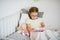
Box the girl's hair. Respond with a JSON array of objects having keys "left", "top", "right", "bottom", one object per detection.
[{"left": 28, "top": 7, "right": 39, "bottom": 19}]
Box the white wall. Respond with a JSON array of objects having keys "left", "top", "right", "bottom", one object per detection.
[{"left": 0, "top": 0, "right": 60, "bottom": 39}]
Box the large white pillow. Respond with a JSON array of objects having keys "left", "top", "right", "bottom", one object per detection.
[{"left": 19, "top": 13, "right": 29, "bottom": 28}]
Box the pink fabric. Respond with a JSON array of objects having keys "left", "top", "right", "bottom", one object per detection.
[
  {"left": 32, "top": 30, "right": 44, "bottom": 32},
  {"left": 24, "top": 27, "right": 29, "bottom": 36}
]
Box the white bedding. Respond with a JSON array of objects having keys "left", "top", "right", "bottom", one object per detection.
[
  {"left": 3, "top": 31, "right": 30, "bottom": 40},
  {"left": 2, "top": 30, "right": 60, "bottom": 40},
  {"left": 30, "top": 30, "right": 60, "bottom": 40}
]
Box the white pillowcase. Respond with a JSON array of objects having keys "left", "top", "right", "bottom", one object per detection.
[{"left": 19, "top": 13, "right": 29, "bottom": 27}]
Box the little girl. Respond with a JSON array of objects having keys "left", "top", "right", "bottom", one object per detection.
[
  {"left": 26, "top": 7, "right": 58, "bottom": 40},
  {"left": 17, "top": 7, "right": 58, "bottom": 40}
]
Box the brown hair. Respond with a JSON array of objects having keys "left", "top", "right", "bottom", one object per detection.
[{"left": 28, "top": 7, "right": 39, "bottom": 19}]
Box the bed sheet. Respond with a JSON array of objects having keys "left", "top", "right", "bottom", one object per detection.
[{"left": 3, "top": 32, "right": 30, "bottom": 40}]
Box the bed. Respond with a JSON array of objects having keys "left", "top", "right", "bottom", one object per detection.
[{"left": 0, "top": 8, "right": 60, "bottom": 40}]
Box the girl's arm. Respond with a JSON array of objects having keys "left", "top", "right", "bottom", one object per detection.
[
  {"left": 40, "top": 22, "right": 45, "bottom": 28},
  {"left": 40, "top": 22, "right": 45, "bottom": 32},
  {"left": 17, "top": 25, "right": 24, "bottom": 32},
  {"left": 26, "top": 24, "right": 34, "bottom": 32}
]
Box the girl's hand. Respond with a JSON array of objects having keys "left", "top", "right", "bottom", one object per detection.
[
  {"left": 40, "top": 22, "right": 45, "bottom": 28},
  {"left": 26, "top": 24, "right": 35, "bottom": 32},
  {"left": 17, "top": 26, "right": 24, "bottom": 32},
  {"left": 26, "top": 24, "right": 32, "bottom": 32}
]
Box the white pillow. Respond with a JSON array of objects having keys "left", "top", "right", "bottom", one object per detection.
[{"left": 19, "top": 13, "right": 29, "bottom": 27}]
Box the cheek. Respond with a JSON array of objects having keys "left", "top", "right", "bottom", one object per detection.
[
  {"left": 30, "top": 14, "right": 33, "bottom": 17},
  {"left": 35, "top": 13, "right": 38, "bottom": 15}
]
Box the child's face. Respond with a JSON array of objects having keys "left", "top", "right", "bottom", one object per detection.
[{"left": 30, "top": 12, "right": 38, "bottom": 20}]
